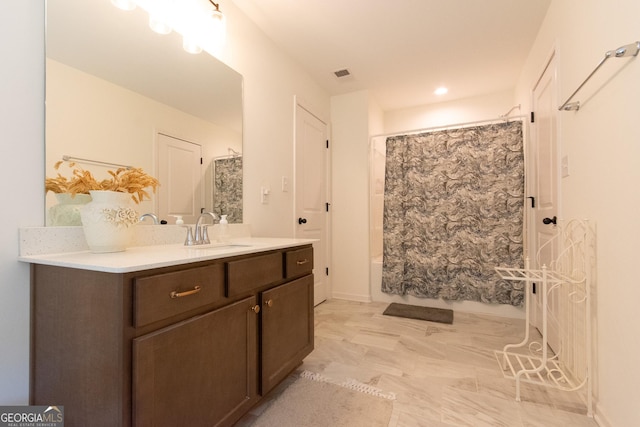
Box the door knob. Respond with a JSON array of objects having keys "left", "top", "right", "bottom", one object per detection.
[
  {"left": 543, "top": 216, "right": 557, "bottom": 225},
  {"left": 298, "top": 218, "right": 307, "bottom": 224}
]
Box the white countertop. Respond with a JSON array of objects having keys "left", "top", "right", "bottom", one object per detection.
[{"left": 18, "top": 237, "right": 315, "bottom": 273}]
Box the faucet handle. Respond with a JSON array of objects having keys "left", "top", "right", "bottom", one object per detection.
[
  {"left": 201, "top": 225, "right": 211, "bottom": 244},
  {"left": 182, "top": 225, "right": 195, "bottom": 246}
]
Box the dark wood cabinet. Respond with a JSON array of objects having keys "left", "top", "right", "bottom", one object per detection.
[
  {"left": 133, "top": 296, "right": 258, "bottom": 427},
  {"left": 29, "top": 245, "right": 313, "bottom": 427},
  {"left": 261, "top": 275, "right": 314, "bottom": 394}
]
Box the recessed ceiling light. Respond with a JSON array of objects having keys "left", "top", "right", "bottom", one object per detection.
[{"left": 434, "top": 86, "right": 448, "bottom": 95}]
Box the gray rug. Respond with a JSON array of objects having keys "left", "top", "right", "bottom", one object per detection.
[
  {"left": 383, "top": 302, "right": 454, "bottom": 324},
  {"left": 249, "top": 372, "right": 394, "bottom": 427}
]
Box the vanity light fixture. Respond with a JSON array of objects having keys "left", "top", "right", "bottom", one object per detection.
[{"left": 111, "top": 0, "right": 226, "bottom": 55}]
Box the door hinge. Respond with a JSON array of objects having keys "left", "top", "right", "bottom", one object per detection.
[
  {"left": 326, "top": 202, "right": 330, "bottom": 212},
  {"left": 527, "top": 196, "right": 535, "bottom": 208},
  {"left": 532, "top": 283, "right": 537, "bottom": 294},
  {"left": 530, "top": 111, "right": 535, "bottom": 123},
  {"left": 325, "top": 267, "right": 329, "bottom": 276},
  {"left": 201, "top": 157, "right": 204, "bottom": 164},
  {"left": 326, "top": 139, "right": 329, "bottom": 149}
]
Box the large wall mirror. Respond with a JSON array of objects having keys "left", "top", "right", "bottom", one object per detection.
[{"left": 45, "top": 0, "right": 243, "bottom": 225}]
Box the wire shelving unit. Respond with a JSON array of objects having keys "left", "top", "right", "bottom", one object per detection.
[{"left": 494, "top": 219, "right": 594, "bottom": 417}]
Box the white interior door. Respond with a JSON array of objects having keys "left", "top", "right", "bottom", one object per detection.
[
  {"left": 530, "top": 53, "right": 561, "bottom": 351},
  {"left": 295, "top": 103, "right": 329, "bottom": 306},
  {"left": 157, "top": 133, "right": 203, "bottom": 224}
]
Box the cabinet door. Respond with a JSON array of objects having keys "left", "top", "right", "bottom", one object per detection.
[
  {"left": 261, "top": 275, "right": 314, "bottom": 394},
  {"left": 133, "top": 296, "right": 258, "bottom": 427}
]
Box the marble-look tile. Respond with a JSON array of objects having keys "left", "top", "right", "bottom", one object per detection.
[
  {"left": 441, "top": 386, "right": 522, "bottom": 427},
  {"left": 241, "top": 299, "right": 596, "bottom": 427},
  {"left": 351, "top": 329, "right": 401, "bottom": 351}
]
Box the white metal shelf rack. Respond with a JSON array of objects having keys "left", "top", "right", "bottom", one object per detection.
[{"left": 494, "top": 219, "right": 594, "bottom": 417}]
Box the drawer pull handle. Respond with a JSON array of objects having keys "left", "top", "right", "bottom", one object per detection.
[
  {"left": 250, "top": 304, "right": 261, "bottom": 314},
  {"left": 296, "top": 259, "right": 310, "bottom": 265},
  {"left": 170, "top": 285, "right": 202, "bottom": 299},
  {"left": 264, "top": 299, "right": 273, "bottom": 307}
]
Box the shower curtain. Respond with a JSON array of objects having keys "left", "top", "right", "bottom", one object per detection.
[
  {"left": 212, "top": 156, "right": 243, "bottom": 222},
  {"left": 381, "top": 121, "right": 524, "bottom": 306}
]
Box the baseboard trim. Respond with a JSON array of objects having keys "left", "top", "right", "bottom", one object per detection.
[
  {"left": 331, "top": 292, "right": 372, "bottom": 303},
  {"left": 593, "top": 402, "right": 612, "bottom": 427}
]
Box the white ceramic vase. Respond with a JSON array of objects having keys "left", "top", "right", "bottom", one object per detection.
[
  {"left": 80, "top": 190, "right": 138, "bottom": 253},
  {"left": 47, "top": 193, "right": 92, "bottom": 226}
]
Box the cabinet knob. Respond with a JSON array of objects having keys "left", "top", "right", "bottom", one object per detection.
[
  {"left": 250, "top": 304, "right": 261, "bottom": 314},
  {"left": 264, "top": 299, "right": 273, "bottom": 307}
]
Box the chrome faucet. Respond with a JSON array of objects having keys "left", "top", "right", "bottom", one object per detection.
[
  {"left": 186, "top": 212, "right": 219, "bottom": 245},
  {"left": 139, "top": 213, "right": 159, "bottom": 225}
]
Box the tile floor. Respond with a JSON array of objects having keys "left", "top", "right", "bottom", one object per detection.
[{"left": 240, "top": 299, "right": 598, "bottom": 427}]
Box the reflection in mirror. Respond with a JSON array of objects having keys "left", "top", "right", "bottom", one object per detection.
[{"left": 45, "top": 0, "right": 243, "bottom": 225}]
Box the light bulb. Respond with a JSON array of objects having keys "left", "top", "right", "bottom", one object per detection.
[
  {"left": 182, "top": 36, "right": 202, "bottom": 54},
  {"left": 111, "top": 0, "right": 136, "bottom": 11},
  {"left": 434, "top": 86, "right": 448, "bottom": 96},
  {"left": 149, "top": 16, "right": 172, "bottom": 34}
]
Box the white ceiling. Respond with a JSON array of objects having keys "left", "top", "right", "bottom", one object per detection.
[{"left": 231, "top": 0, "right": 552, "bottom": 111}]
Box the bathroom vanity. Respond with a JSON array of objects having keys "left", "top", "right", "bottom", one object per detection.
[{"left": 22, "top": 238, "right": 314, "bottom": 427}]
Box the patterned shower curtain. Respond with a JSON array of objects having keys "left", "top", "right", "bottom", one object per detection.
[
  {"left": 381, "top": 121, "right": 525, "bottom": 306},
  {"left": 213, "top": 156, "right": 243, "bottom": 223}
]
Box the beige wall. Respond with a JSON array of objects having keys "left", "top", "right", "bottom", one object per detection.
[
  {"left": 330, "top": 90, "right": 373, "bottom": 302},
  {"left": 384, "top": 89, "right": 516, "bottom": 134},
  {"left": 215, "top": 1, "right": 330, "bottom": 238},
  {"left": 514, "top": 0, "right": 640, "bottom": 425},
  {"left": 0, "top": 1, "right": 45, "bottom": 404}
]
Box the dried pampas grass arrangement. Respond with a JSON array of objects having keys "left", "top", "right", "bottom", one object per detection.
[{"left": 45, "top": 161, "right": 159, "bottom": 204}]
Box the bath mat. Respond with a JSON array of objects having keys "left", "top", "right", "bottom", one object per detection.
[
  {"left": 383, "top": 303, "right": 453, "bottom": 324},
  {"left": 248, "top": 371, "right": 394, "bottom": 426}
]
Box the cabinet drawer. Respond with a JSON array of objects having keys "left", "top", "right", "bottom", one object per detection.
[
  {"left": 227, "top": 252, "right": 283, "bottom": 297},
  {"left": 134, "top": 264, "right": 225, "bottom": 327},
  {"left": 284, "top": 246, "right": 314, "bottom": 279}
]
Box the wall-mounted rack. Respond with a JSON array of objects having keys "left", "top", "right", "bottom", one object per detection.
[
  {"left": 559, "top": 41, "right": 640, "bottom": 111},
  {"left": 62, "top": 155, "right": 132, "bottom": 170}
]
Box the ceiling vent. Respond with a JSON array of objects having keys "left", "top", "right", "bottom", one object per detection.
[{"left": 333, "top": 68, "right": 351, "bottom": 78}]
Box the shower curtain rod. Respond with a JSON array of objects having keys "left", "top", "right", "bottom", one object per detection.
[
  {"left": 213, "top": 147, "right": 242, "bottom": 160},
  {"left": 213, "top": 154, "right": 242, "bottom": 160},
  {"left": 369, "top": 114, "right": 527, "bottom": 140}
]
